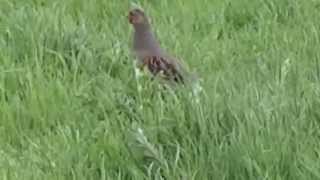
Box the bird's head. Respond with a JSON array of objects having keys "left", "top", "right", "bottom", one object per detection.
[{"left": 128, "top": 8, "right": 149, "bottom": 27}]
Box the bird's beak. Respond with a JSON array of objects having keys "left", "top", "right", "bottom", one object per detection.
[
  {"left": 128, "top": 12, "right": 134, "bottom": 24},
  {"left": 128, "top": 15, "right": 133, "bottom": 24}
]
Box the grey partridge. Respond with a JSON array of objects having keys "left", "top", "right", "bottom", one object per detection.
[{"left": 128, "top": 8, "right": 194, "bottom": 84}]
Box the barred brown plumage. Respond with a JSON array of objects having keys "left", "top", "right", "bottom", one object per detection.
[{"left": 143, "top": 56, "right": 184, "bottom": 83}]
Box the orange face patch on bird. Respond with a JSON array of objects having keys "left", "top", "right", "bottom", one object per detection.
[{"left": 128, "top": 9, "right": 146, "bottom": 24}]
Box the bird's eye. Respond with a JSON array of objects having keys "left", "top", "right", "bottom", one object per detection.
[{"left": 129, "top": 11, "right": 134, "bottom": 16}]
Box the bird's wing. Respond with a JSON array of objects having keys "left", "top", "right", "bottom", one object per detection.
[{"left": 142, "top": 55, "right": 184, "bottom": 83}]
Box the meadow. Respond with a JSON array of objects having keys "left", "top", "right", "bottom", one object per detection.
[{"left": 1, "top": 0, "right": 320, "bottom": 179}]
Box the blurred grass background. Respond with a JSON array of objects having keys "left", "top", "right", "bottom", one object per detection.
[{"left": 1, "top": 0, "right": 320, "bottom": 179}]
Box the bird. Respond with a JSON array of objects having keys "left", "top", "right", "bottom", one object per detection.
[{"left": 128, "top": 8, "right": 195, "bottom": 85}]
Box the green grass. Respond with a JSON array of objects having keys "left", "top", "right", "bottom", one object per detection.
[{"left": 1, "top": 0, "right": 320, "bottom": 179}]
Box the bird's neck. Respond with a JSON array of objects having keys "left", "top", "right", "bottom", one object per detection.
[{"left": 133, "top": 25, "right": 162, "bottom": 55}]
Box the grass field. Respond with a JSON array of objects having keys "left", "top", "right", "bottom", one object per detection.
[{"left": 1, "top": 0, "right": 320, "bottom": 179}]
